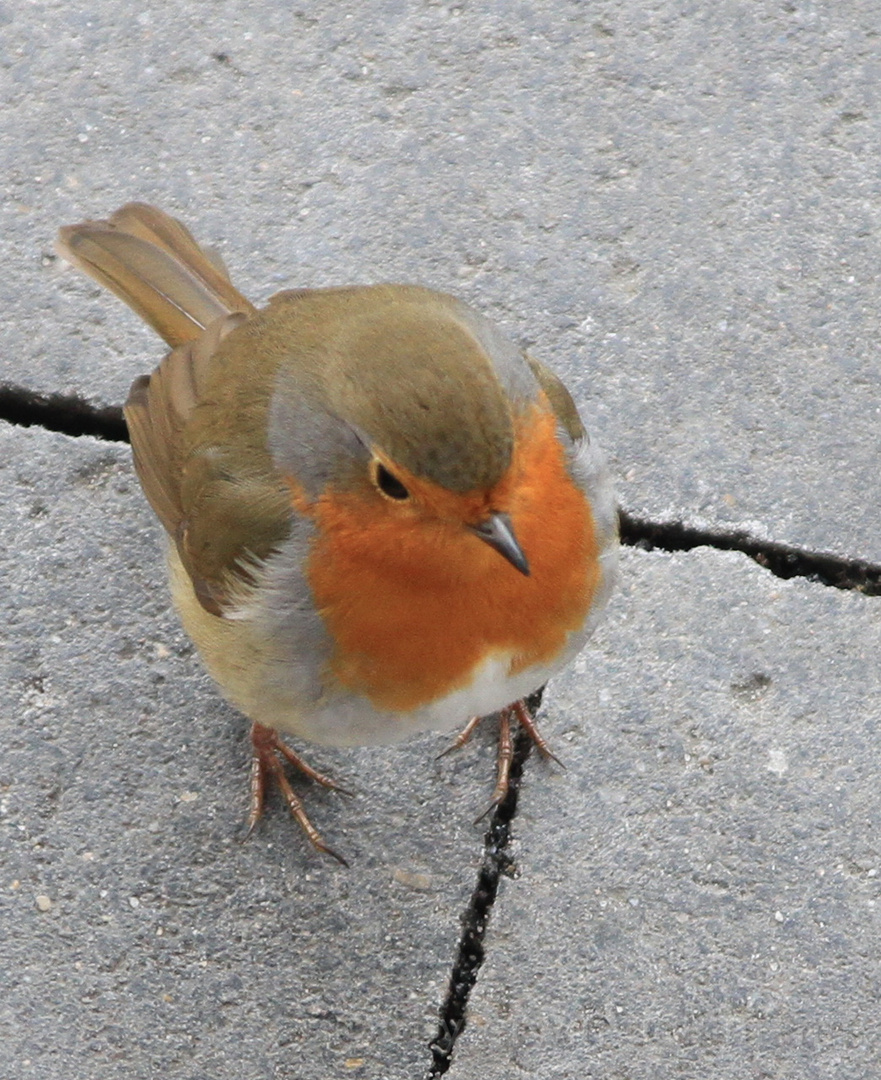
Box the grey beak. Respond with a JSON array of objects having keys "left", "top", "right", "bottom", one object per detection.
[{"left": 470, "top": 512, "right": 530, "bottom": 576}]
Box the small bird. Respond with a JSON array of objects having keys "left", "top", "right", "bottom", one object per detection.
[{"left": 57, "top": 203, "right": 618, "bottom": 862}]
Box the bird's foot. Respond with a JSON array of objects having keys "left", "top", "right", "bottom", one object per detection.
[
  {"left": 444, "top": 698, "right": 563, "bottom": 821},
  {"left": 246, "top": 721, "right": 350, "bottom": 865}
]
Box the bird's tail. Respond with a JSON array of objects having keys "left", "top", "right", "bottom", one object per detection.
[{"left": 57, "top": 202, "right": 256, "bottom": 347}]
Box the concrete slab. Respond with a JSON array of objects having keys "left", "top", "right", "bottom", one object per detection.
[
  {"left": 450, "top": 547, "right": 881, "bottom": 1079},
  {"left": 0, "top": 423, "right": 491, "bottom": 1080},
  {"left": 2, "top": 3, "right": 879, "bottom": 559}
]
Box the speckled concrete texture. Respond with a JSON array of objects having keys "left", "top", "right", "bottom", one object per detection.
[
  {"left": 0, "top": 424, "right": 483, "bottom": 1079},
  {"left": 449, "top": 547, "right": 881, "bottom": 1079}
]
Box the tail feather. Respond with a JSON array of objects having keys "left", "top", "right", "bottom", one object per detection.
[{"left": 57, "top": 203, "right": 256, "bottom": 347}]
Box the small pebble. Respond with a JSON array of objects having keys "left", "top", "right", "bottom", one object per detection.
[{"left": 392, "top": 868, "right": 433, "bottom": 891}]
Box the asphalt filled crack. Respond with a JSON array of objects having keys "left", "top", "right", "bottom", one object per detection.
[
  {"left": 426, "top": 687, "right": 543, "bottom": 1077},
  {"left": 619, "top": 510, "right": 881, "bottom": 597},
  {"left": 0, "top": 384, "right": 126, "bottom": 441},
  {"left": 2, "top": 380, "right": 879, "bottom": 597}
]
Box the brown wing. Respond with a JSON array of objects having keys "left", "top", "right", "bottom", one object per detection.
[
  {"left": 123, "top": 312, "right": 294, "bottom": 616},
  {"left": 59, "top": 203, "right": 290, "bottom": 616},
  {"left": 122, "top": 312, "right": 231, "bottom": 535}
]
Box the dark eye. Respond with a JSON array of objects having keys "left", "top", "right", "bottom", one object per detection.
[{"left": 374, "top": 462, "right": 410, "bottom": 501}]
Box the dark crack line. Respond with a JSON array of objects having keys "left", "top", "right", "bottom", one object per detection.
[
  {"left": 619, "top": 510, "right": 881, "bottom": 597},
  {"left": 3, "top": 381, "right": 879, "bottom": 597},
  {"left": 426, "top": 687, "right": 543, "bottom": 1078},
  {"left": 0, "top": 384, "right": 126, "bottom": 441}
]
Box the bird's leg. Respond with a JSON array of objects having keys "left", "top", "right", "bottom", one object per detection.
[
  {"left": 511, "top": 698, "right": 564, "bottom": 767},
  {"left": 445, "top": 697, "right": 563, "bottom": 821},
  {"left": 473, "top": 706, "right": 517, "bottom": 822},
  {"left": 488, "top": 705, "right": 515, "bottom": 806},
  {"left": 247, "top": 721, "right": 349, "bottom": 865},
  {"left": 436, "top": 713, "right": 482, "bottom": 758}
]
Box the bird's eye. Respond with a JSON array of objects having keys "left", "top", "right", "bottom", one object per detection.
[{"left": 373, "top": 462, "right": 410, "bottom": 501}]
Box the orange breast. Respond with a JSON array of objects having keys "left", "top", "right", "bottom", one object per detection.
[{"left": 294, "top": 407, "right": 601, "bottom": 713}]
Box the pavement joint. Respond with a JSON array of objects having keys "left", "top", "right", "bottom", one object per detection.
[
  {"left": 3, "top": 383, "right": 878, "bottom": 598},
  {"left": 0, "top": 383, "right": 126, "bottom": 442},
  {"left": 426, "top": 688, "right": 543, "bottom": 1078},
  {"left": 620, "top": 510, "right": 881, "bottom": 597}
]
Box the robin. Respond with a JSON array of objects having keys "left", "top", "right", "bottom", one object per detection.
[{"left": 57, "top": 203, "right": 618, "bottom": 862}]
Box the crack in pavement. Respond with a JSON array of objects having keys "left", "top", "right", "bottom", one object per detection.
[
  {"left": 620, "top": 510, "right": 881, "bottom": 597},
  {"left": 2, "top": 382, "right": 879, "bottom": 595},
  {"left": 0, "top": 384, "right": 126, "bottom": 442},
  {"left": 426, "top": 688, "right": 543, "bottom": 1077}
]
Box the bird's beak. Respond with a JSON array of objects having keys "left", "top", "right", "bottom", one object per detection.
[{"left": 469, "top": 512, "right": 530, "bottom": 576}]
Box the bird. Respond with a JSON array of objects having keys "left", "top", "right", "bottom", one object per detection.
[{"left": 57, "top": 203, "right": 618, "bottom": 862}]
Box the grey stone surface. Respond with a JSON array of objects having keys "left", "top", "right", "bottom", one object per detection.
[
  {"left": 451, "top": 547, "right": 881, "bottom": 1079},
  {"left": 2, "top": 2, "right": 880, "bottom": 558},
  {"left": 0, "top": 424, "right": 485, "bottom": 1079}
]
